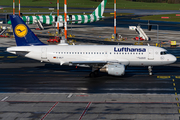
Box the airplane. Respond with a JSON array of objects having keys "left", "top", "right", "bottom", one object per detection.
[
  {"left": 7, "top": 15, "right": 177, "bottom": 77},
  {"left": 8, "top": 0, "right": 107, "bottom": 30}
]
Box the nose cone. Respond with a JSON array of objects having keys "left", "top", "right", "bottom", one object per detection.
[
  {"left": 173, "top": 56, "right": 177, "bottom": 62},
  {"left": 171, "top": 55, "right": 177, "bottom": 63}
]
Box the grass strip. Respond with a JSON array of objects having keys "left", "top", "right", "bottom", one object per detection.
[{"left": 139, "top": 14, "right": 180, "bottom": 22}]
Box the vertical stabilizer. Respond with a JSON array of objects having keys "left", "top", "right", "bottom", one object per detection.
[
  {"left": 91, "top": 0, "right": 107, "bottom": 18},
  {"left": 10, "top": 15, "right": 46, "bottom": 46}
]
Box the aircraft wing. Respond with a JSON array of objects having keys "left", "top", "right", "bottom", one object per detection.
[
  {"left": 68, "top": 59, "right": 129, "bottom": 66},
  {"left": 69, "top": 61, "right": 107, "bottom": 65}
]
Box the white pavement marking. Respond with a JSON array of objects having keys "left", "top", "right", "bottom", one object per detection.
[
  {"left": 67, "top": 93, "right": 73, "bottom": 98},
  {"left": 1, "top": 96, "right": 9, "bottom": 101}
]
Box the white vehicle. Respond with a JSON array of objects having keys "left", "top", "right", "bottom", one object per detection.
[{"left": 7, "top": 15, "right": 177, "bottom": 77}]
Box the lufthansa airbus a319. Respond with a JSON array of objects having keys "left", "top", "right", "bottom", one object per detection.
[{"left": 7, "top": 15, "right": 177, "bottom": 77}]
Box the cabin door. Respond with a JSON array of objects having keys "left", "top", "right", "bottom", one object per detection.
[
  {"left": 148, "top": 48, "right": 154, "bottom": 60},
  {"left": 41, "top": 48, "right": 47, "bottom": 59}
]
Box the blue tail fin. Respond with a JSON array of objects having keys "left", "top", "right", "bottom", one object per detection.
[{"left": 10, "top": 15, "right": 46, "bottom": 46}]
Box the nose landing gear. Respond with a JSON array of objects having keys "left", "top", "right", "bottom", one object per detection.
[{"left": 148, "top": 66, "right": 153, "bottom": 75}]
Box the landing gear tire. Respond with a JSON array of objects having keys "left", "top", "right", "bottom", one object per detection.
[
  {"left": 94, "top": 70, "right": 99, "bottom": 76},
  {"left": 149, "top": 72, "right": 152, "bottom": 76},
  {"left": 89, "top": 70, "right": 99, "bottom": 78},
  {"left": 89, "top": 72, "right": 95, "bottom": 78}
]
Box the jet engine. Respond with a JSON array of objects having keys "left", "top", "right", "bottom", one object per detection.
[{"left": 100, "top": 64, "right": 125, "bottom": 76}]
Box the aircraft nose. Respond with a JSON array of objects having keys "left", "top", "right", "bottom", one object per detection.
[{"left": 171, "top": 55, "right": 177, "bottom": 63}]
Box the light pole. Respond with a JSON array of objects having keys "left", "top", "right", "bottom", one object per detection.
[
  {"left": 19, "top": 0, "right": 20, "bottom": 16},
  {"left": 57, "top": 0, "right": 59, "bottom": 34},
  {"left": 13, "top": 0, "right": 15, "bottom": 15},
  {"left": 114, "top": 0, "right": 116, "bottom": 39},
  {"left": 64, "top": 0, "right": 67, "bottom": 41}
]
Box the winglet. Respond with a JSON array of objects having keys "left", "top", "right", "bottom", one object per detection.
[
  {"left": 91, "top": 0, "right": 107, "bottom": 18},
  {"left": 10, "top": 15, "right": 46, "bottom": 46}
]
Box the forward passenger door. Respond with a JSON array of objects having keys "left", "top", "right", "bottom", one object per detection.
[{"left": 148, "top": 49, "right": 154, "bottom": 60}]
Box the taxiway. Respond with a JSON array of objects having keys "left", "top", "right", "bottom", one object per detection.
[{"left": 0, "top": 16, "right": 180, "bottom": 119}]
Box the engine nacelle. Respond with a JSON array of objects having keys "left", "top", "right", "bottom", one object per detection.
[{"left": 100, "top": 64, "right": 125, "bottom": 76}]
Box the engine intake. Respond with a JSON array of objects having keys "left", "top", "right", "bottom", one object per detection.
[{"left": 100, "top": 64, "right": 125, "bottom": 76}]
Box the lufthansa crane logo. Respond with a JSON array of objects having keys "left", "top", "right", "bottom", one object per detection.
[{"left": 15, "top": 24, "right": 28, "bottom": 37}]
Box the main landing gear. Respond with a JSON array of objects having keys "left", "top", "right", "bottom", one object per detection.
[
  {"left": 89, "top": 70, "right": 99, "bottom": 77},
  {"left": 89, "top": 67, "right": 99, "bottom": 77},
  {"left": 148, "top": 66, "right": 153, "bottom": 76}
]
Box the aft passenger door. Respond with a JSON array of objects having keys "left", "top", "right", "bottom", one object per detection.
[
  {"left": 148, "top": 48, "right": 154, "bottom": 60},
  {"left": 41, "top": 47, "right": 47, "bottom": 59}
]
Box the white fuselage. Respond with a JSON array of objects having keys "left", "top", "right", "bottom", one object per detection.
[{"left": 7, "top": 45, "right": 177, "bottom": 67}]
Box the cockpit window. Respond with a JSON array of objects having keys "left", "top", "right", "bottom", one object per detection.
[{"left": 160, "top": 51, "right": 169, "bottom": 55}]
